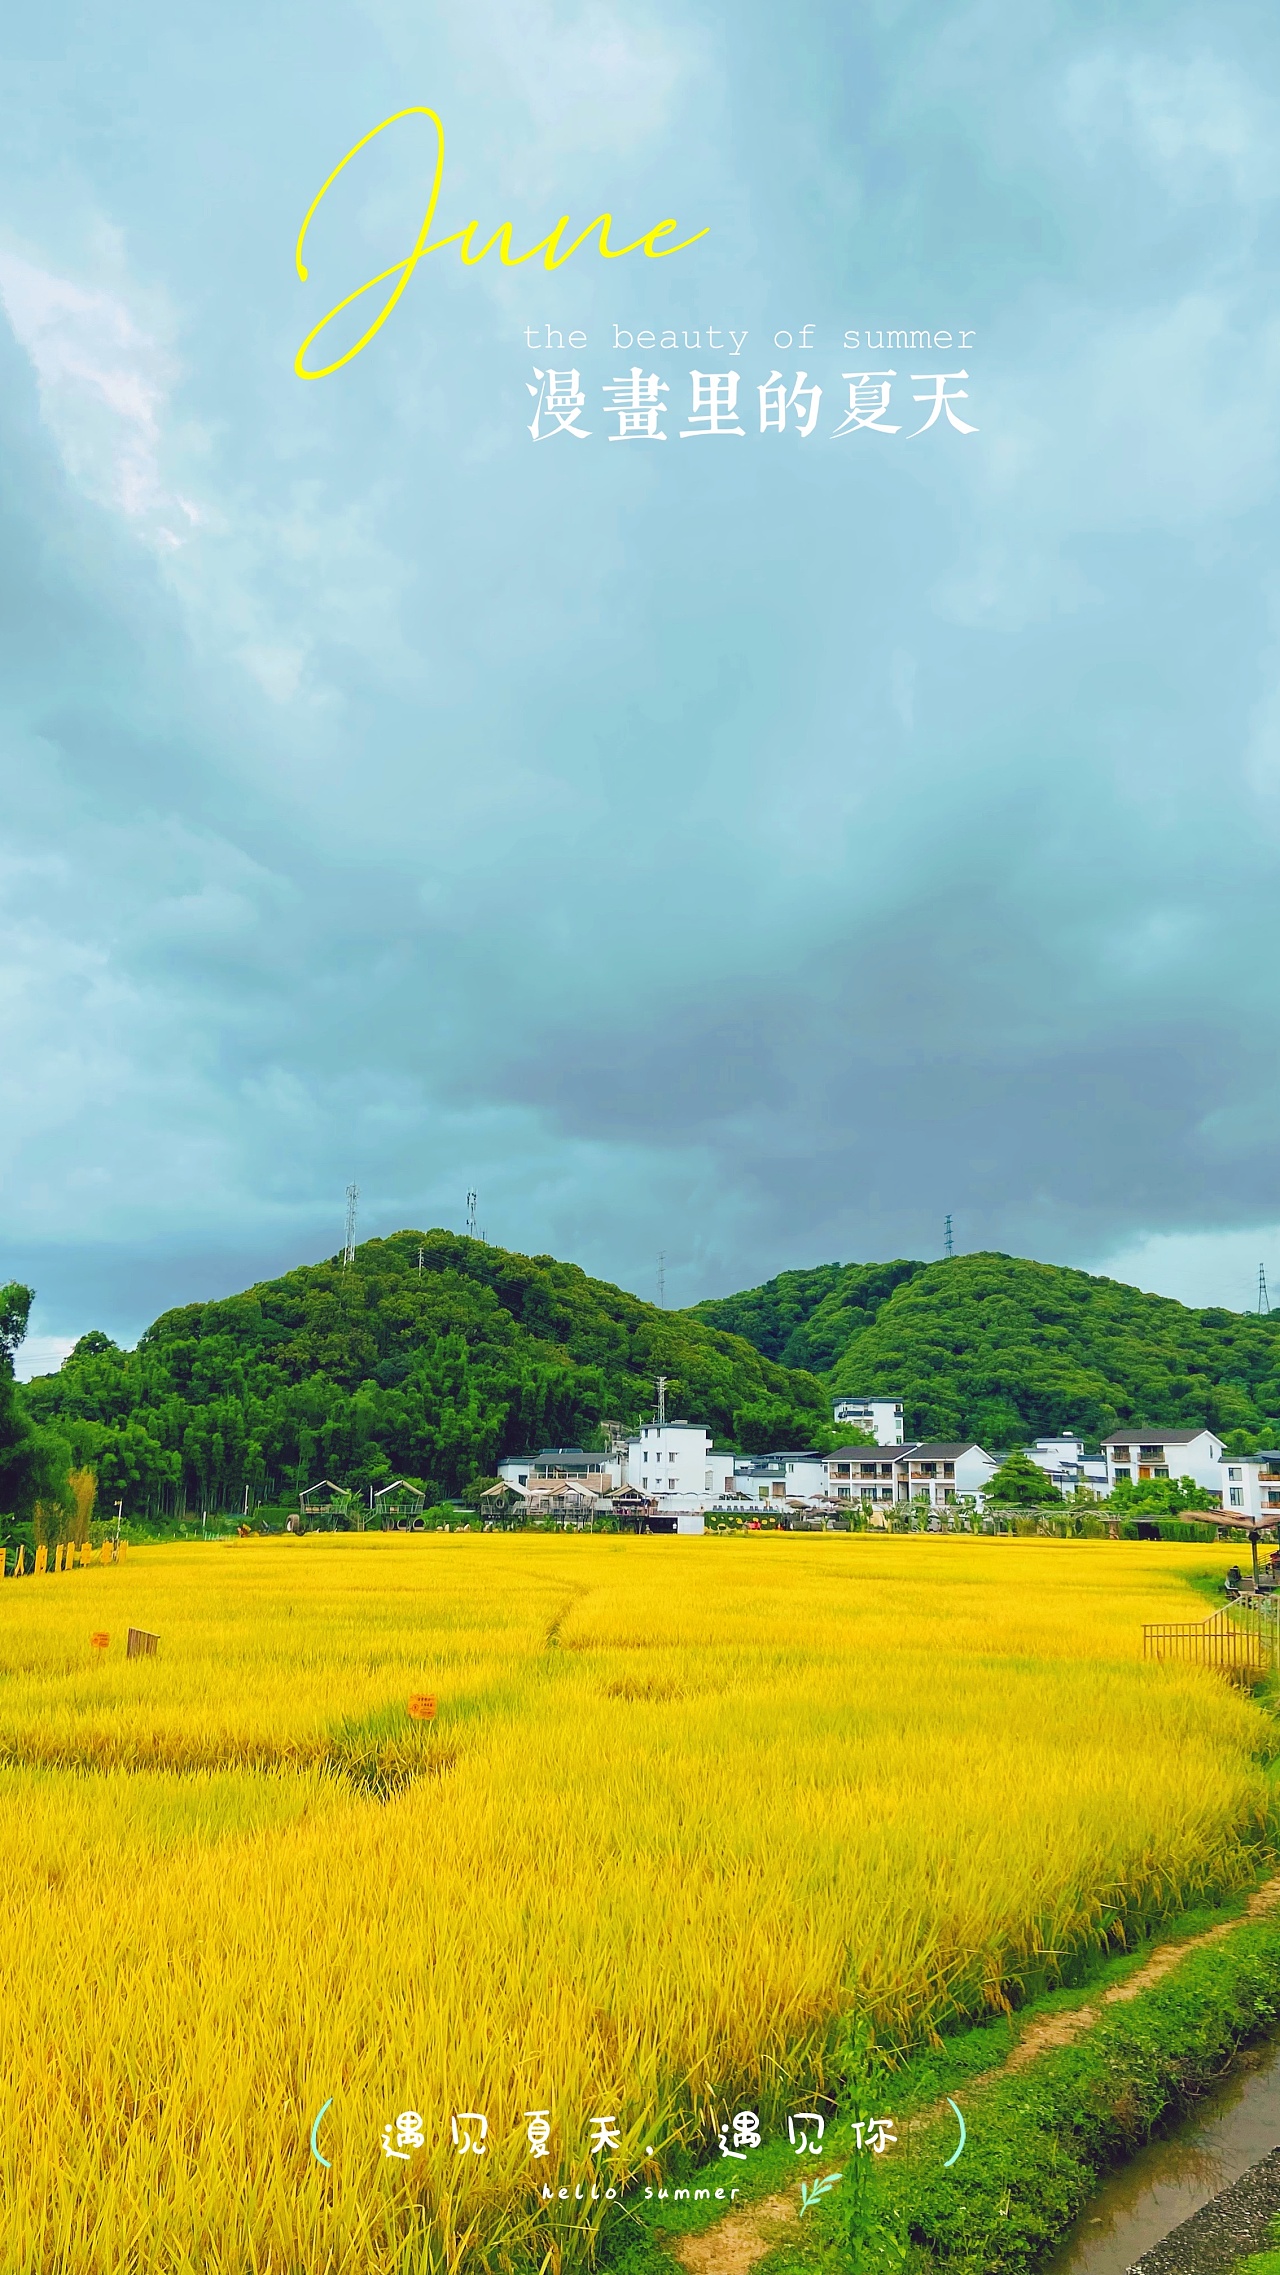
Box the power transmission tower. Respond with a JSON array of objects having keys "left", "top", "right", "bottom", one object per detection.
[
  {"left": 342, "top": 1183, "right": 358, "bottom": 1268},
  {"left": 466, "top": 1191, "right": 478, "bottom": 1240},
  {"left": 944, "top": 1214, "right": 954, "bottom": 1259},
  {"left": 657, "top": 1251, "right": 665, "bottom": 1307},
  {"left": 1260, "top": 1263, "right": 1271, "bottom": 1317}
]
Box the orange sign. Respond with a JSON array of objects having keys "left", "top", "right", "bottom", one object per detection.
[
  {"left": 407, "top": 1694, "right": 437, "bottom": 1721},
  {"left": 90, "top": 1633, "right": 109, "bottom": 1652}
]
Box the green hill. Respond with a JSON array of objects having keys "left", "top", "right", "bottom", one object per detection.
[
  {"left": 688, "top": 1250, "right": 1280, "bottom": 1444},
  {"left": 19, "top": 1231, "right": 826, "bottom": 1516}
]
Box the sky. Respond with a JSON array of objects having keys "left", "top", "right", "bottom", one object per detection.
[{"left": 3, "top": 0, "right": 1280, "bottom": 1373}]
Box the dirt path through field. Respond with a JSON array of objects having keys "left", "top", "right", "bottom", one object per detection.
[{"left": 671, "top": 1877, "right": 1280, "bottom": 2275}]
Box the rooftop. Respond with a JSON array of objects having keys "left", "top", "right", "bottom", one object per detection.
[
  {"left": 901, "top": 1442, "right": 992, "bottom": 1459},
  {"left": 1101, "top": 1429, "right": 1218, "bottom": 1446}
]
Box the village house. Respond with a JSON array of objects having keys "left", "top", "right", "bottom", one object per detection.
[
  {"left": 824, "top": 1447, "right": 904, "bottom": 1505},
  {"left": 497, "top": 1447, "right": 619, "bottom": 1491},
  {"left": 733, "top": 1450, "right": 828, "bottom": 1503},
  {"left": 624, "top": 1421, "right": 737, "bottom": 1502},
  {"left": 1023, "top": 1434, "right": 1109, "bottom": 1496},
  {"left": 830, "top": 1394, "right": 907, "bottom": 1444},
  {"left": 1101, "top": 1428, "right": 1223, "bottom": 1498},
  {"left": 1219, "top": 1451, "right": 1280, "bottom": 1522},
  {"left": 894, "top": 1442, "right": 999, "bottom": 1506}
]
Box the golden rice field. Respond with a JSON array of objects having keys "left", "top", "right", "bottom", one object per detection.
[{"left": 0, "top": 1534, "right": 1273, "bottom": 2275}]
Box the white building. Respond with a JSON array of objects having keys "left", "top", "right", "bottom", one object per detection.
[
  {"left": 498, "top": 1447, "right": 618, "bottom": 1491},
  {"left": 734, "top": 1450, "right": 828, "bottom": 1503},
  {"left": 1220, "top": 1452, "right": 1280, "bottom": 1523},
  {"left": 824, "top": 1441, "right": 998, "bottom": 1509},
  {"left": 1023, "top": 1434, "right": 1108, "bottom": 1496},
  {"left": 896, "top": 1442, "right": 999, "bottom": 1507},
  {"left": 1101, "top": 1428, "right": 1224, "bottom": 1498},
  {"left": 831, "top": 1394, "right": 906, "bottom": 1445},
  {"left": 625, "top": 1421, "right": 736, "bottom": 1504},
  {"left": 824, "top": 1447, "right": 904, "bottom": 1506}
]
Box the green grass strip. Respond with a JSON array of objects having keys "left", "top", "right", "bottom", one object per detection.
[{"left": 810, "top": 1914, "right": 1280, "bottom": 2274}]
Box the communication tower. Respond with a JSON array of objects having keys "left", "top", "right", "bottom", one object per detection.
[
  {"left": 342, "top": 1183, "right": 358, "bottom": 1268},
  {"left": 1260, "top": 1263, "right": 1271, "bottom": 1317},
  {"left": 466, "top": 1191, "right": 478, "bottom": 1240},
  {"left": 944, "top": 1214, "right": 954, "bottom": 1260},
  {"left": 655, "top": 1376, "right": 668, "bottom": 1426},
  {"left": 657, "top": 1251, "right": 666, "bottom": 1307}
]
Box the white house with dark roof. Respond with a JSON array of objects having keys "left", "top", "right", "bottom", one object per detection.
[
  {"left": 894, "top": 1442, "right": 1000, "bottom": 1506},
  {"left": 824, "top": 1447, "right": 908, "bottom": 1505},
  {"left": 1101, "top": 1428, "right": 1223, "bottom": 1498}
]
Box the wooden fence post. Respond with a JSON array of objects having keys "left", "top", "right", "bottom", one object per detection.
[{"left": 34, "top": 1545, "right": 47, "bottom": 1574}]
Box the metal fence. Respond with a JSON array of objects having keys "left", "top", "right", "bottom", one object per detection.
[{"left": 1143, "top": 1606, "right": 1277, "bottom": 1677}]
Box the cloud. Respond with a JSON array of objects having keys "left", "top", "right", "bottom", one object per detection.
[
  {"left": 4, "top": 0, "right": 1280, "bottom": 1348},
  {"left": 0, "top": 250, "right": 199, "bottom": 542}
]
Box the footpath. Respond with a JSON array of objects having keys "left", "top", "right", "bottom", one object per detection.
[{"left": 670, "top": 1876, "right": 1280, "bottom": 2275}]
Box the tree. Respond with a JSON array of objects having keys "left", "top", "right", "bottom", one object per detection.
[
  {"left": 985, "top": 1448, "right": 1062, "bottom": 1507},
  {"left": 1109, "top": 1473, "right": 1216, "bottom": 1516},
  {"left": 732, "top": 1399, "right": 826, "bottom": 1453},
  {"left": 0, "top": 1283, "right": 45, "bottom": 1520}
]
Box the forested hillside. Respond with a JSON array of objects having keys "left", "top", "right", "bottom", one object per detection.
[
  {"left": 20, "top": 1232, "right": 825, "bottom": 1515},
  {"left": 690, "top": 1251, "right": 1280, "bottom": 1443}
]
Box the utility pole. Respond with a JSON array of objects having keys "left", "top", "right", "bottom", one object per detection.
[
  {"left": 944, "top": 1214, "right": 954, "bottom": 1260},
  {"left": 342, "top": 1182, "right": 358, "bottom": 1268}
]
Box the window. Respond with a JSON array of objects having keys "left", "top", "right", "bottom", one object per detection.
[
  {"left": 1154, "top": 1467, "right": 1168, "bottom": 1479},
  {"left": 1268, "top": 1491, "right": 1280, "bottom": 1508},
  {"left": 1139, "top": 1445, "right": 1163, "bottom": 1460},
  {"left": 1114, "top": 1467, "right": 1131, "bottom": 1481},
  {"left": 859, "top": 1463, "right": 877, "bottom": 1477},
  {"left": 1112, "top": 1445, "right": 1130, "bottom": 1460},
  {"left": 838, "top": 1486, "right": 851, "bottom": 1500},
  {"left": 834, "top": 1463, "right": 850, "bottom": 1478},
  {"left": 1228, "top": 1466, "right": 1242, "bottom": 1481},
  {"left": 1230, "top": 1488, "right": 1244, "bottom": 1507},
  {"left": 943, "top": 1462, "right": 955, "bottom": 1477},
  {"left": 919, "top": 1463, "right": 936, "bottom": 1477}
]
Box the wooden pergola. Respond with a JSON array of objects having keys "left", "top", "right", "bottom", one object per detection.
[{"left": 1207, "top": 1508, "right": 1280, "bottom": 1587}]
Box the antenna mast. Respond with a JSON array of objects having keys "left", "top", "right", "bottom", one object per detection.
[
  {"left": 655, "top": 1376, "right": 668, "bottom": 1426},
  {"left": 944, "top": 1213, "right": 954, "bottom": 1260},
  {"left": 657, "top": 1251, "right": 666, "bottom": 1307},
  {"left": 1260, "top": 1263, "right": 1271, "bottom": 1317},
  {"left": 342, "top": 1182, "right": 358, "bottom": 1268},
  {"left": 466, "top": 1190, "right": 478, "bottom": 1240}
]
